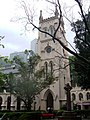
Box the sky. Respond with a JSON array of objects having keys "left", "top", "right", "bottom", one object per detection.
[
  {"left": 0, "top": 0, "right": 89, "bottom": 57},
  {"left": 0, "top": 0, "right": 36, "bottom": 57}
]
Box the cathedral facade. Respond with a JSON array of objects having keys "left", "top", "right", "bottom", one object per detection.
[
  {"left": 0, "top": 8, "right": 71, "bottom": 111},
  {"left": 34, "top": 8, "right": 71, "bottom": 110}
]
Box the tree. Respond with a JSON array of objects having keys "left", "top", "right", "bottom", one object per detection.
[
  {"left": 0, "top": 73, "right": 5, "bottom": 92},
  {"left": 5, "top": 51, "right": 54, "bottom": 111},
  {"left": 3, "top": 72, "right": 15, "bottom": 93},
  {"left": 70, "top": 12, "right": 90, "bottom": 89},
  {"left": 0, "top": 35, "right": 7, "bottom": 90},
  {"left": 0, "top": 56, "right": 11, "bottom": 92},
  {"left": 0, "top": 36, "right": 5, "bottom": 89}
]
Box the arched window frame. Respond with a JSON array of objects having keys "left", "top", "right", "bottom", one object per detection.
[
  {"left": 49, "top": 25, "right": 54, "bottom": 35},
  {"left": 49, "top": 61, "right": 53, "bottom": 76},
  {"left": 86, "top": 92, "right": 90, "bottom": 100},
  {"left": 44, "top": 62, "right": 48, "bottom": 77},
  {"left": 72, "top": 93, "right": 76, "bottom": 101},
  {"left": 43, "top": 27, "right": 48, "bottom": 37},
  {"left": 79, "top": 93, "right": 83, "bottom": 101}
]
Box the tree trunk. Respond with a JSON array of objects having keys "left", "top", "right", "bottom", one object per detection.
[
  {"left": 25, "top": 98, "right": 32, "bottom": 111},
  {"left": 20, "top": 97, "right": 32, "bottom": 111}
]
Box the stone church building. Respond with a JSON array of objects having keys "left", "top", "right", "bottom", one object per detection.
[
  {"left": 0, "top": 7, "right": 71, "bottom": 111},
  {"left": 34, "top": 7, "right": 71, "bottom": 110}
]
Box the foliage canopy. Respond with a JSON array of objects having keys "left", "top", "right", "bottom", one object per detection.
[
  {"left": 71, "top": 12, "right": 90, "bottom": 89},
  {"left": 4, "top": 51, "right": 54, "bottom": 110}
]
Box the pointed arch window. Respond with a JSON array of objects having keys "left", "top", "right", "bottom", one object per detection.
[
  {"left": 49, "top": 61, "right": 53, "bottom": 75},
  {"left": 49, "top": 25, "right": 54, "bottom": 35},
  {"left": 44, "top": 62, "right": 48, "bottom": 77},
  {"left": 43, "top": 27, "right": 48, "bottom": 37}
]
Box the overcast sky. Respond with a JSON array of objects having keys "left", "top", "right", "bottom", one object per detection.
[{"left": 0, "top": 0, "right": 89, "bottom": 57}]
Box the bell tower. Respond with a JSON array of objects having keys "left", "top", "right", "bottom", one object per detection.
[{"left": 37, "top": 6, "right": 70, "bottom": 110}]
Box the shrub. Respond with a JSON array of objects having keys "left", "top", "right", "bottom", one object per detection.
[
  {"left": 17, "top": 112, "right": 41, "bottom": 120},
  {"left": 74, "top": 110, "right": 90, "bottom": 118},
  {"left": 55, "top": 110, "right": 64, "bottom": 116},
  {"left": 0, "top": 112, "right": 22, "bottom": 120}
]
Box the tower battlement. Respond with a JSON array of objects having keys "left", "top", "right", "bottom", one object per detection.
[
  {"left": 39, "top": 15, "right": 58, "bottom": 23},
  {"left": 39, "top": 5, "right": 59, "bottom": 23}
]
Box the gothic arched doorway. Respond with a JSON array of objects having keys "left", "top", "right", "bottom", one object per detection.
[{"left": 46, "top": 92, "right": 53, "bottom": 109}]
